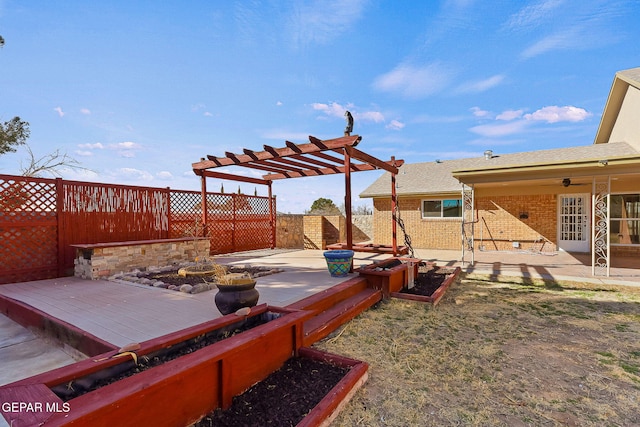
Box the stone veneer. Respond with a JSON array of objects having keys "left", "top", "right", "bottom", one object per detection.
[{"left": 73, "top": 238, "right": 210, "bottom": 280}]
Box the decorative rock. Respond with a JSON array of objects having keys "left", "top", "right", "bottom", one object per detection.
[
  {"left": 190, "top": 283, "right": 210, "bottom": 294},
  {"left": 235, "top": 307, "right": 251, "bottom": 316},
  {"left": 139, "top": 278, "right": 154, "bottom": 285},
  {"left": 168, "top": 285, "right": 178, "bottom": 291},
  {"left": 153, "top": 281, "right": 168, "bottom": 288},
  {"left": 179, "top": 284, "right": 193, "bottom": 293}
]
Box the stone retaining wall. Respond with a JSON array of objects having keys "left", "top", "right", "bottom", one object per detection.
[{"left": 73, "top": 238, "right": 210, "bottom": 280}]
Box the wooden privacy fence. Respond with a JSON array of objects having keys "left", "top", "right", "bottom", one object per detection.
[{"left": 0, "top": 174, "right": 275, "bottom": 284}]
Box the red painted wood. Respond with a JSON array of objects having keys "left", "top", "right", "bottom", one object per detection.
[
  {"left": 357, "top": 257, "right": 410, "bottom": 298},
  {"left": 0, "top": 305, "right": 308, "bottom": 427},
  {"left": 390, "top": 266, "right": 461, "bottom": 306},
  {"left": 302, "top": 288, "right": 382, "bottom": 347},
  {"left": 0, "top": 384, "right": 61, "bottom": 427},
  {"left": 0, "top": 174, "right": 276, "bottom": 283},
  {"left": 296, "top": 347, "right": 369, "bottom": 427},
  {"left": 287, "top": 277, "right": 368, "bottom": 313}
]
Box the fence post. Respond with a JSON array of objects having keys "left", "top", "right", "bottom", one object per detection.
[
  {"left": 55, "top": 178, "right": 65, "bottom": 277},
  {"left": 165, "top": 187, "right": 171, "bottom": 239}
]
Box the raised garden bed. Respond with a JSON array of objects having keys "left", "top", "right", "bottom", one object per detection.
[
  {"left": 391, "top": 264, "right": 461, "bottom": 306},
  {"left": 357, "top": 257, "right": 418, "bottom": 298},
  {"left": 196, "top": 347, "right": 368, "bottom": 426},
  {"left": 0, "top": 304, "right": 312, "bottom": 427}
]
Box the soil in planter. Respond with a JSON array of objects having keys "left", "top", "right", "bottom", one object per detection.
[
  {"left": 144, "top": 265, "right": 281, "bottom": 287},
  {"left": 52, "top": 312, "right": 281, "bottom": 402},
  {"left": 401, "top": 265, "right": 456, "bottom": 297},
  {"left": 194, "top": 356, "right": 348, "bottom": 427}
]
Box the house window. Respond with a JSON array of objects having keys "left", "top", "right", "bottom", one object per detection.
[
  {"left": 422, "top": 199, "right": 462, "bottom": 218},
  {"left": 610, "top": 194, "right": 640, "bottom": 245}
]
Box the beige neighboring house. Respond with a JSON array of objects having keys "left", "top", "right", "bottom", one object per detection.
[{"left": 360, "top": 67, "right": 640, "bottom": 276}]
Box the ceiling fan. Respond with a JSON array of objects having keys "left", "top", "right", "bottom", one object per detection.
[{"left": 561, "top": 178, "right": 588, "bottom": 187}]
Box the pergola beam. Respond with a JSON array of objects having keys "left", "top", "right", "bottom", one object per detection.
[{"left": 192, "top": 135, "right": 362, "bottom": 170}]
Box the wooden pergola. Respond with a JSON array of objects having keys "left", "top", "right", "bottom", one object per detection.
[{"left": 192, "top": 135, "right": 406, "bottom": 255}]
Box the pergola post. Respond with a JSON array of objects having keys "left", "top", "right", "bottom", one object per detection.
[
  {"left": 200, "top": 172, "right": 208, "bottom": 237},
  {"left": 344, "top": 147, "right": 353, "bottom": 250},
  {"left": 268, "top": 181, "right": 275, "bottom": 249}
]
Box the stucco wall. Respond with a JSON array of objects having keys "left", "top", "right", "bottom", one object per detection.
[{"left": 610, "top": 85, "right": 640, "bottom": 150}]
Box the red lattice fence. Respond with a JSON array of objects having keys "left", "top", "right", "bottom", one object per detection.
[{"left": 0, "top": 174, "right": 275, "bottom": 284}]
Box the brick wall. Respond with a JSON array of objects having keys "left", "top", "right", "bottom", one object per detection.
[
  {"left": 476, "top": 194, "right": 557, "bottom": 252},
  {"left": 372, "top": 198, "right": 461, "bottom": 250},
  {"left": 373, "top": 194, "right": 558, "bottom": 251},
  {"left": 301, "top": 214, "right": 371, "bottom": 249}
]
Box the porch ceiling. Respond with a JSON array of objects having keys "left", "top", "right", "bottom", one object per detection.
[{"left": 453, "top": 154, "right": 640, "bottom": 185}]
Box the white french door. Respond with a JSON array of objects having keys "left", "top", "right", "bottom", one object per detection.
[{"left": 558, "top": 194, "right": 590, "bottom": 252}]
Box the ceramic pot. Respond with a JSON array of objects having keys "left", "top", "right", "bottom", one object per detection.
[{"left": 214, "top": 278, "right": 259, "bottom": 315}]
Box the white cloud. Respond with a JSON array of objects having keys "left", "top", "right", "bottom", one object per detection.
[
  {"left": 386, "top": 120, "right": 405, "bottom": 130},
  {"left": 524, "top": 106, "right": 591, "bottom": 123},
  {"left": 455, "top": 74, "right": 505, "bottom": 94},
  {"left": 53, "top": 106, "right": 65, "bottom": 117},
  {"left": 312, "top": 102, "right": 385, "bottom": 124},
  {"left": 203, "top": 111, "right": 213, "bottom": 117},
  {"left": 312, "top": 102, "right": 350, "bottom": 118},
  {"left": 357, "top": 111, "right": 385, "bottom": 123},
  {"left": 108, "top": 141, "right": 142, "bottom": 158},
  {"left": 110, "top": 141, "right": 141, "bottom": 150},
  {"left": 78, "top": 142, "right": 104, "bottom": 149},
  {"left": 520, "top": 28, "right": 582, "bottom": 59},
  {"left": 469, "top": 120, "right": 529, "bottom": 138},
  {"left": 114, "top": 168, "right": 153, "bottom": 181},
  {"left": 289, "top": 0, "right": 368, "bottom": 47},
  {"left": 506, "top": 0, "right": 565, "bottom": 31},
  {"left": 469, "top": 105, "right": 591, "bottom": 138},
  {"left": 75, "top": 150, "right": 93, "bottom": 157},
  {"left": 496, "top": 109, "right": 524, "bottom": 121},
  {"left": 373, "top": 63, "right": 453, "bottom": 98},
  {"left": 156, "top": 171, "right": 173, "bottom": 180},
  {"left": 470, "top": 107, "right": 491, "bottom": 118},
  {"left": 80, "top": 108, "right": 91, "bottom": 115},
  {"left": 276, "top": 101, "right": 283, "bottom": 106}
]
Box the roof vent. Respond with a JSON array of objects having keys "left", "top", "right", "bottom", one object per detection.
[{"left": 484, "top": 150, "right": 493, "bottom": 160}]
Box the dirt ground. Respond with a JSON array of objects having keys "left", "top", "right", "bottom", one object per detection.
[{"left": 316, "top": 275, "right": 640, "bottom": 426}]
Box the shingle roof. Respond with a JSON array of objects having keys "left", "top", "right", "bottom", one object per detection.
[
  {"left": 617, "top": 67, "right": 640, "bottom": 88},
  {"left": 359, "top": 142, "right": 639, "bottom": 198}
]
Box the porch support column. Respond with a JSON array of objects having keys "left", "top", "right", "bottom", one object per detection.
[
  {"left": 391, "top": 165, "right": 398, "bottom": 256},
  {"left": 592, "top": 176, "right": 610, "bottom": 277},
  {"left": 461, "top": 184, "right": 475, "bottom": 266}
]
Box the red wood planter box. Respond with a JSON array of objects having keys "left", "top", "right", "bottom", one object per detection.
[
  {"left": 0, "top": 304, "right": 313, "bottom": 427},
  {"left": 391, "top": 266, "right": 461, "bottom": 306},
  {"left": 357, "top": 257, "right": 418, "bottom": 298},
  {"left": 295, "top": 347, "right": 368, "bottom": 427}
]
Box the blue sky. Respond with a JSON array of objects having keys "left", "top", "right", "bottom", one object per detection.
[{"left": 1, "top": 0, "right": 638, "bottom": 213}]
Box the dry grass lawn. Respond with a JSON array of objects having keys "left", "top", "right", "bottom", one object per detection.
[{"left": 315, "top": 275, "right": 640, "bottom": 426}]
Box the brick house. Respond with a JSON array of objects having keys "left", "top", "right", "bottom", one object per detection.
[{"left": 360, "top": 67, "right": 640, "bottom": 275}]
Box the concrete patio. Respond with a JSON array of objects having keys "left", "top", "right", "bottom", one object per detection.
[{"left": 1, "top": 248, "right": 639, "bottom": 389}]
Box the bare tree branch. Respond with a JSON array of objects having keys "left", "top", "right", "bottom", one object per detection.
[{"left": 20, "top": 144, "right": 93, "bottom": 178}]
